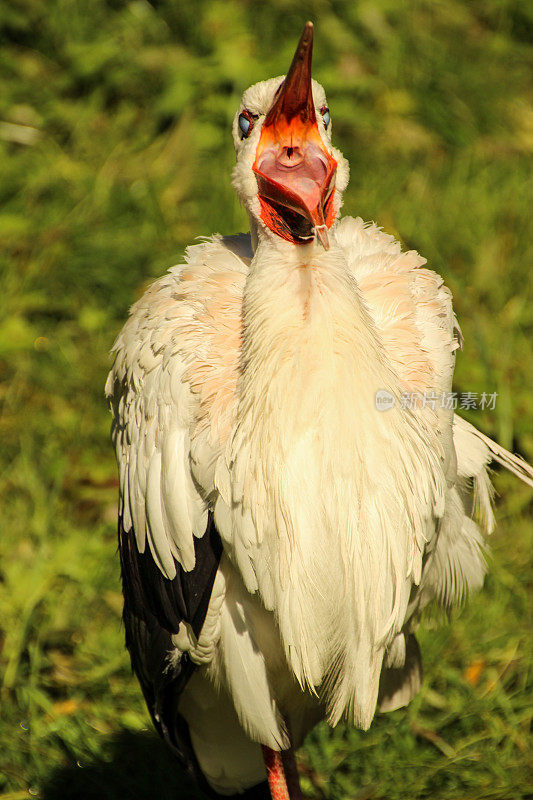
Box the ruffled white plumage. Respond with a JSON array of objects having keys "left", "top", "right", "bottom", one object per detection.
[
  {"left": 106, "top": 75, "right": 531, "bottom": 794},
  {"left": 107, "top": 221, "right": 530, "bottom": 762}
]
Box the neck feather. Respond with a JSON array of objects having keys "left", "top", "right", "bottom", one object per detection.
[
  {"left": 240, "top": 237, "right": 394, "bottom": 404},
  {"left": 227, "top": 236, "right": 445, "bottom": 728}
]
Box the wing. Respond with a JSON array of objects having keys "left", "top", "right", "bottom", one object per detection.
[
  {"left": 338, "top": 217, "right": 532, "bottom": 714},
  {"left": 454, "top": 414, "right": 533, "bottom": 490},
  {"left": 335, "top": 217, "right": 486, "bottom": 711},
  {"left": 105, "top": 234, "right": 251, "bottom": 784},
  {"left": 420, "top": 415, "right": 533, "bottom": 611},
  {"left": 378, "top": 412, "right": 532, "bottom": 717}
]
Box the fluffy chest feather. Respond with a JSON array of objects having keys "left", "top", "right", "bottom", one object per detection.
[{"left": 209, "top": 243, "right": 446, "bottom": 727}]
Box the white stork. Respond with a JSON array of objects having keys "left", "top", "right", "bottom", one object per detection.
[{"left": 106, "top": 22, "right": 533, "bottom": 800}]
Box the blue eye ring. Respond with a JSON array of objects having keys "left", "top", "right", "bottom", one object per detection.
[
  {"left": 239, "top": 114, "right": 251, "bottom": 137},
  {"left": 238, "top": 110, "right": 256, "bottom": 139},
  {"left": 321, "top": 106, "right": 330, "bottom": 130}
]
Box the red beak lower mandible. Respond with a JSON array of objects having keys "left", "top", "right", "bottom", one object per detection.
[{"left": 252, "top": 22, "right": 337, "bottom": 249}]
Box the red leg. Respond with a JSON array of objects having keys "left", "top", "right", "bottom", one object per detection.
[
  {"left": 262, "top": 745, "right": 290, "bottom": 800},
  {"left": 262, "top": 745, "right": 303, "bottom": 800}
]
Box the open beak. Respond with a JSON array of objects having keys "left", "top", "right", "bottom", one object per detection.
[{"left": 252, "top": 22, "right": 337, "bottom": 249}]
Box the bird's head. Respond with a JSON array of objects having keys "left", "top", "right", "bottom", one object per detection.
[{"left": 232, "top": 22, "right": 349, "bottom": 251}]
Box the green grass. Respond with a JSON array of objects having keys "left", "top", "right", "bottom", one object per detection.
[{"left": 0, "top": 1, "right": 532, "bottom": 798}]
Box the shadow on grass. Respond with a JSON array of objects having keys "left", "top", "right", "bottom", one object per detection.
[{"left": 41, "top": 730, "right": 206, "bottom": 800}]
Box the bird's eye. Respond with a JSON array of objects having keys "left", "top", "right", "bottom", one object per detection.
[
  {"left": 321, "top": 106, "right": 331, "bottom": 130},
  {"left": 238, "top": 111, "right": 255, "bottom": 139}
]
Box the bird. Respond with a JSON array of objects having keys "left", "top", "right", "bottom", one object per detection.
[{"left": 106, "top": 21, "right": 533, "bottom": 800}]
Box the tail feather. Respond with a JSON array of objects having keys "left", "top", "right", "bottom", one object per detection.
[{"left": 454, "top": 416, "right": 533, "bottom": 489}]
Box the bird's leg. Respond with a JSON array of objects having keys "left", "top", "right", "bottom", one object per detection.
[
  {"left": 262, "top": 746, "right": 290, "bottom": 800},
  {"left": 262, "top": 745, "right": 303, "bottom": 800}
]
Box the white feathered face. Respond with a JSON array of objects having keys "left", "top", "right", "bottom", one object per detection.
[{"left": 232, "top": 23, "right": 349, "bottom": 250}]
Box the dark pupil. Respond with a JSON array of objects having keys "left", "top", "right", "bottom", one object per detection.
[{"left": 239, "top": 114, "right": 251, "bottom": 137}]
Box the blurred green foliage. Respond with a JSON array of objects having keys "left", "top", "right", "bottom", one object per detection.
[{"left": 0, "top": 1, "right": 531, "bottom": 798}]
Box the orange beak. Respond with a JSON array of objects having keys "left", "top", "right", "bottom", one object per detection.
[{"left": 252, "top": 22, "right": 337, "bottom": 249}]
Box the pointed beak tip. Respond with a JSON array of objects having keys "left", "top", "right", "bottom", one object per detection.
[
  {"left": 300, "top": 21, "right": 314, "bottom": 50},
  {"left": 264, "top": 20, "right": 316, "bottom": 130}
]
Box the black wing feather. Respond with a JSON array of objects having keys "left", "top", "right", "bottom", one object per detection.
[
  {"left": 118, "top": 513, "right": 270, "bottom": 798},
  {"left": 120, "top": 511, "right": 222, "bottom": 637},
  {"left": 118, "top": 512, "right": 223, "bottom": 794}
]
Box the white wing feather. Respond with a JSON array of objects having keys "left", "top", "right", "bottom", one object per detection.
[
  {"left": 339, "top": 217, "right": 528, "bottom": 714},
  {"left": 106, "top": 264, "right": 212, "bottom": 579},
  {"left": 455, "top": 415, "right": 533, "bottom": 489}
]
